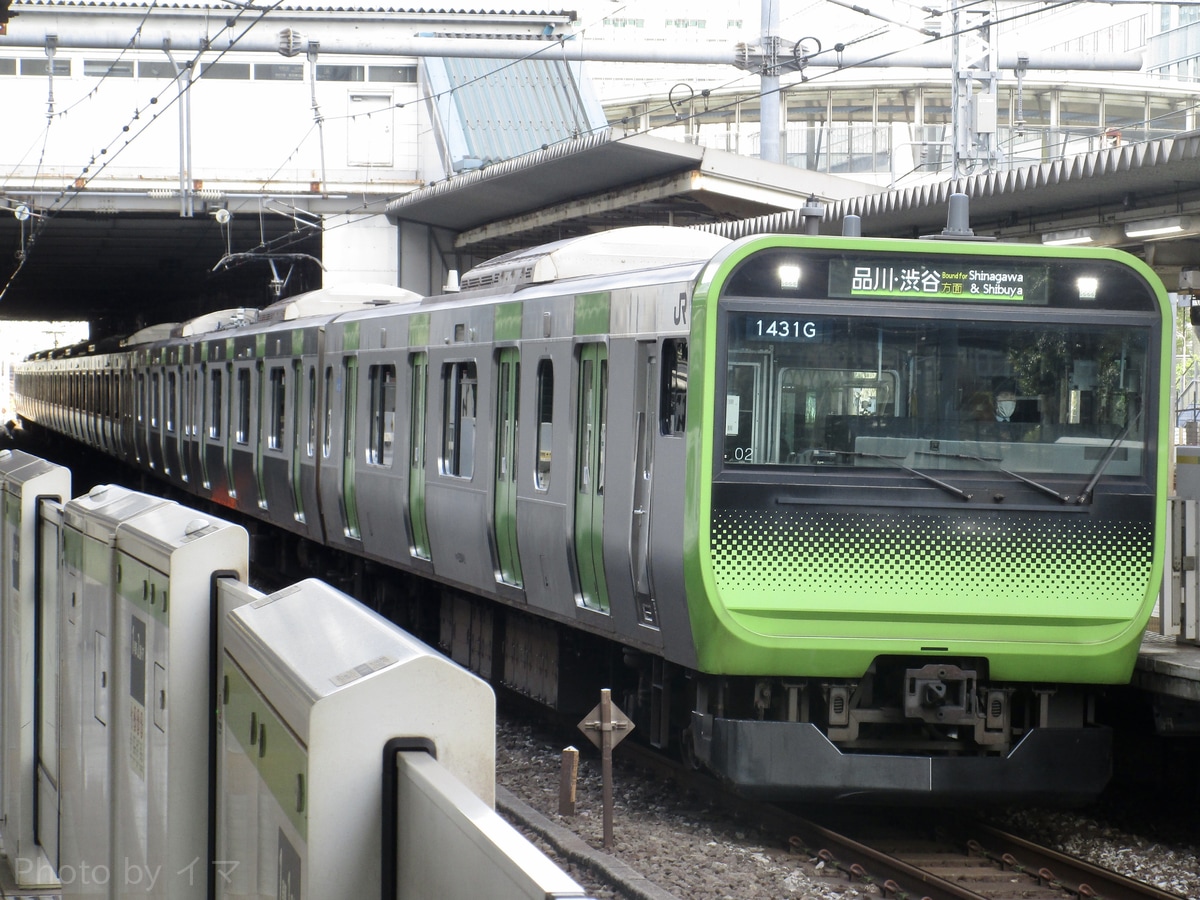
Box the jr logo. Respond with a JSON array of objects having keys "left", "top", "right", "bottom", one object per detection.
[{"left": 673, "top": 291, "right": 687, "bottom": 326}]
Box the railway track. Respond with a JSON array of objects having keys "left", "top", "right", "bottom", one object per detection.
[
  {"left": 784, "top": 812, "right": 1186, "bottom": 900},
  {"left": 605, "top": 737, "right": 1188, "bottom": 900}
]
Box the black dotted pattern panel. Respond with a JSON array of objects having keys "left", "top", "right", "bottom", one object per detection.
[{"left": 710, "top": 508, "right": 1153, "bottom": 603}]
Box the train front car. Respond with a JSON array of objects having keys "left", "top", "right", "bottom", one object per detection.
[{"left": 684, "top": 235, "right": 1170, "bottom": 802}]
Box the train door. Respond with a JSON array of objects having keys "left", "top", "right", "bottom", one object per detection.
[
  {"left": 494, "top": 348, "right": 522, "bottom": 586},
  {"left": 341, "top": 356, "right": 360, "bottom": 540},
  {"left": 408, "top": 352, "right": 431, "bottom": 559},
  {"left": 574, "top": 342, "right": 609, "bottom": 613},
  {"left": 631, "top": 340, "right": 657, "bottom": 625}
]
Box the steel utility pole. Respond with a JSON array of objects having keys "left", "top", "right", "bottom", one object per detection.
[
  {"left": 760, "top": 0, "right": 783, "bottom": 164},
  {"left": 951, "top": 0, "right": 1001, "bottom": 178}
]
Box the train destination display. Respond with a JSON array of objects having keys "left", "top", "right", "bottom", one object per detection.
[{"left": 828, "top": 259, "right": 1049, "bottom": 303}]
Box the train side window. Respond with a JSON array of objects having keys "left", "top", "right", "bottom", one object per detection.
[
  {"left": 209, "top": 369, "right": 222, "bottom": 439},
  {"left": 409, "top": 353, "right": 427, "bottom": 468},
  {"left": 535, "top": 358, "right": 553, "bottom": 490},
  {"left": 660, "top": 339, "right": 687, "bottom": 435},
  {"left": 267, "top": 366, "right": 285, "bottom": 450},
  {"left": 322, "top": 366, "right": 333, "bottom": 458},
  {"left": 136, "top": 373, "right": 146, "bottom": 425},
  {"left": 441, "top": 361, "right": 477, "bottom": 478},
  {"left": 151, "top": 372, "right": 162, "bottom": 428},
  {"left": 236, "top": 368, "right": 251, "bottom": 444},
  {"left": 306, "top": 366, "right": 317, "bottom": 457},
  {"left": 166, "top": 371, "right": 177, "bottom": 433},
  {"left": 367, "top": 364, "right": 396, "bottom": 466},
  {"left": 182, "top": 370, "right": 190, "bottom": 436}
]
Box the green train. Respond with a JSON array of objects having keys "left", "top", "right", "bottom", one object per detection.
[{"left": 14, "top": 219, "right": 1170, "bottom": 801}]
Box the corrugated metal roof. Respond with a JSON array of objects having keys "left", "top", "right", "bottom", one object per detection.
[{"left": 702, "top": 133, "right": 1200, "bottom": 239}]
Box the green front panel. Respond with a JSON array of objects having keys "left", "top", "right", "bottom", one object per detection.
[
  {"left": 682, "top": 236, "right": 1173, "bottom": 683},
  {"left": 574, "top": 343, "right": 609, "bottom": 612},
  {"left": 408, "top": 353, "right": 430, "bottom": 559},
  {"left": 342, "top": 357, "right": 360, "bottom": 539},
  {"left": 494, "top": 349, "right": 522, "bottom": 586},
  {"left": 704, "top": 494, "right": 1154, "bottom": 680}
]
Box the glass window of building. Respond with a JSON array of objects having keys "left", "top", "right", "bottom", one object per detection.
[
  {"left": 1103, "top": 92, "right": 1146, "bottom": 143},
  {"left": 317, "top": 65, "right": 364, "bottom": 82},
  {"left": 255, "top": 64, "right": 304, "bottom": 81},
  {"left": 369, "top": 66, "right": 417, "bottom": 83},
  {"left": 85, "top": 60, "right": 134, "bottom": 78},
  {"left": 139, "top": 61, "right": 177, "bottom": 79},
  {"left": 21, "top": 58, "right": 71, "bottom": 76},
  {"left": 1149, "top": 94, "right": 1190, "bottom": 138},
  {"left": 202, "top": 63, "right": 250, "bottom": 80}
]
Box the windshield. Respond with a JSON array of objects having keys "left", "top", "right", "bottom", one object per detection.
[{"left": 721, "top": 312, "right": 1149, "bottom": 478}]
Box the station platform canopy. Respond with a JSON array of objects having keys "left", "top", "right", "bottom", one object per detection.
[
  {"left": 384, "top": 131, "right": 875, "bottom": 264},
  {"left": 387, "top": 128, "right": 1200, "bottom": 292}
]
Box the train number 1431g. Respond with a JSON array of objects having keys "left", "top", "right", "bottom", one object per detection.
[{"left": 754, "top": 318, "right": 817, "bottom": 340}]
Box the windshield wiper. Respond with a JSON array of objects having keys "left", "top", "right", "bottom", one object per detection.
[
  {"left": 1076, "top": 410, "right": 1144, "bottom": 505},
  {"left": 915, "top": 450, "right": 1073, "bottom": 504},
  {"left": 846, "top": 451, "right": 973, "bottom": 502}
]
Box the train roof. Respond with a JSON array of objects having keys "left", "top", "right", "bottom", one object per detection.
[
  {"left": 257, "top": 283, "right": 422, "bottom": 325},
  {"left": 121, "top": 322, "right": 179, "bottom": 347},
  {"left": 173, "top": 307, "right": 259, "bottom": 338},
  {"left": 458, "top": 226, "right": 732, "bottom": 291}
]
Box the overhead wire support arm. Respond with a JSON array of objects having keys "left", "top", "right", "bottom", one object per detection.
[{"left": 211, "top": 251, "right": 325, "bottom": 273}]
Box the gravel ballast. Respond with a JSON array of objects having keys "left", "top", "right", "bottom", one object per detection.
[{"left": 495, "top": 715, "right": 1200, "bottom": 899}]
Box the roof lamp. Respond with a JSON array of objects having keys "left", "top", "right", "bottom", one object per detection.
[
  {"left": 1124, "top": 216, "right": 1195, "bottom": 240},
  {"left": 1042, "top": 228, "right": 1095, "bottom": 246},
  {"left": 778, "top": 264, "right": 801, "bottom": 289}
]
